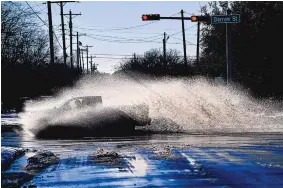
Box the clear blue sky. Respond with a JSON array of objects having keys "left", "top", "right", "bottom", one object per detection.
[{"left": 26, "top": 1, "right": 208, "bottom": 73}]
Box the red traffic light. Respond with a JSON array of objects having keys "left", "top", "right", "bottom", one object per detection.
[
  {"left": 191, "top": 16, "right": 198, "bottom": 22},
  {"left": 142, "top": 15, "right": 148, "bottom": 21},
  {"left": 141, "top": 14, "right": 160, "bottom": 21}
]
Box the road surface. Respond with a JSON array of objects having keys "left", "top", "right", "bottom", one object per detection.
[{"left": 2, "top": 127, "right": 283, "bottom": 187}]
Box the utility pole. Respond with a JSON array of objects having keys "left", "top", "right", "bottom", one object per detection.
[
  {"left": 48, "top": 1, "right": 76, "bottom": 67},
  {"left": 75, "top": 32, "right": 85, "bottom": 71},
  {"left": 81, "top": 51, "right": 84, "bottom": 72},
  {"left": 181, "top": 10, "right": 187, "bottom": 67},
  {"left": 82, "top": 45, "right": 93, "bottom": 73},
  {"left": 69, "top": 32, "right": 85, "bottom": 71},
  {"left": 163, "top": 32, "right": 167, "bottom": 68},
  {"left": 69, "top": 10, "right": 73, "bottom": 68},
  {"left": 76, "top": 32, "right": 80, "bottom": 71},
  {"left": 142, "top": 13, "right": 211, "bottom": 67},
  {"left": 86, "top": 54, "right": 96, "bottom": 73},
  {"left": 226, "top": 8, "right": 232, "bottom": 83},
  {"left": 163, "top": 32, "right": 169, "bottom": 69},
  {"left": 63, "top": 10, "right": 81, "bottom": 69},
  {"left": 79, "top": 48, "right": 82, "bottom": 71},
  {"left": 47, "top": 1, "right": 55, "bottom": 64},
  {"left": 196, "top": 21, "right": 200, "bottom": 65},
  {"left": 59, "top": 2, "right": 67, "bottom": 67},
  {"left": 133, "top": 53, "right": 136, "bottom": 62},
  {"left": 90, "top": 55, "right": 93, "bottom": 73}
]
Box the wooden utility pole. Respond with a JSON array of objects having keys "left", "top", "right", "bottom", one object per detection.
[
  {"left": 163, "top": 32, "right": 166, "bottom": 67},
  {"left": 59, "top": 2, "right": 67, "bottom": 67},
  {"left": 76, "top": 32, "right": 80, "bottom": 71},
  {"left": 85, "top": 54, "right": 96, "bottom": 73},
  {"left": 196, "top": 21, "right": 200, "bottom": 65},
  {"left": 90, "top": 55, "right": 93, "bottom": 73},
  {"left": 48, "top": 1, "right": 76, "bottom": 67},
  {"left": 163, "top": 32, "right": 169, "bottom": 68},
  {"left": 181, "top": 9, "right": 187, "bottom": 67},
  {"left": 82, "top": 45, "right": 93, "bottom": 73},
  {"left": 69, "top": 10, "right": 73, "bottom": 68},
  {"left": 81, "top": 51, "right": 84, "bottom": 72},
  {"left": 47, "top": 1, "right": 55, "bottom": 64},
  {"left": 141, "top": 12, "right": 212, "bottom": 67},
  {"left": 69, "top": 32, "right": 85, "bottom": 71},
  {"left": 226, "top": 8, "right": 232, "bottom": 83},
  {"left": 79, "top": 48, "right": 82, "bottom": 70},
  {"left": 63, "top": 10, "right": 81, "bottom": 68}
]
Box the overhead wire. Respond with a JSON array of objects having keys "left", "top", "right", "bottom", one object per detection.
[
  {"left": 80, "top": 18, "right": 197, "bottom": 45},
  {"left": 170, "top": 35, "right": 197, "bottom": 45},
  {"left": 183, "top": 11, "right": 193, "bottom": 16},
  {"left": 73, "top": 11, "right": 181, "bottom": 32},
  {"left": 83, "top": 33, "right": 163, "bottom": 41},
  {"left": 25, "top": 1, "right": 63, "bottom": 50},
  {"left": 91, "top": 54, "right": 137, "bottom": 57},
  {"left": 167, "top": 24, "right": 197, "bottom": 37},
  {"left": 89, "top": 55, "right": 197, "bottom": 60},
  {"left": 85, "top": 35, "right": 183, "bottom": 44},
  {"left": 34, "top": 2, "right": 48, "bottom": 14}
]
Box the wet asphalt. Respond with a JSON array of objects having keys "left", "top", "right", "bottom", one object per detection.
[{"left": 1, "top": 114, "right": 283, "bottom": 187}]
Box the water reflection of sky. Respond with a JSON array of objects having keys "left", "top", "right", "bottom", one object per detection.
[{"left": 2, "top": 131, "right": 283, "bottom": 187}]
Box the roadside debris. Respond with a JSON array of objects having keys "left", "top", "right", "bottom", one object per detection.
[
  {"left": 26, "top": 150, "right": 59, "bottom": 174},
  {"left": 152, "top": 145, "right": 179, "bottom": 159},
  {"left": 1, "top": 147, "right": 27, "bottom": 172},
  {"left": 1, "top": 148, "right": 58, "bottom": 188},
  {"left": 1, "top": 172, "right": 34, "bottom": 188},
  {"left": 92, "top": 148, "right": 125, "bottom": 168}
]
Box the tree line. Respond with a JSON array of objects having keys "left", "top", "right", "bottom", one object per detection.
[{"left": 116, "top": 1, "right": 283, "bottom": 100}]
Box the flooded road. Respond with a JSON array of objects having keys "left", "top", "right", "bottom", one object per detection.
[{"left": 2, "top": 130, "right": 283, "bottom": 187}]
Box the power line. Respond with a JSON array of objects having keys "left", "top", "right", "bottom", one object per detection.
[
  {"left": 75, "top": 22, "right": 160, "bottom": 32},
  {"left": 85, "top": 35, "right": 183, "bottom": 44},
  {"left": 82, "top": 24, "right": 197, "bottom": 45},
  {"left": 170, "top": 35, "right": 197, "bottom": 45},
  {"left": 25, "top": 1, "right": 63, "bottom": 50},
  {"left": 184, "top": 11, "right": 193, "bottom": 16},
  {"left": 92, "top": 57, "right": 133, "bottom": 60},
  {"left": 25, "top": 2, "right": 48, "bottom": 26},
  {"left": 73, "top": 12, "right": 180, "bottom": 32},
  {"left": 73, "top": 26, "right": 184, "bottom": 32},
  {"left": 82, "top": 32, "right": 163, "bottom": 41},
  {"left": 54, "top": 32, "right": 63, "bottom": 50},
  {"left": 90, "top": 55, "right": 197, "bottom": 60},
  {"left": 91, "top": 54, "right": 136, "bottom": 57},
  {"left": 34, "top": 2, "right": 47, "bottom": 14},
  {"left": 167, "top": 24, "right": 197, "bottom": 37}
]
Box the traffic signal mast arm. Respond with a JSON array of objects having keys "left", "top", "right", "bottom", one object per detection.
[{"left": 142, "top": 14, "right": 210, "bottom": 22}]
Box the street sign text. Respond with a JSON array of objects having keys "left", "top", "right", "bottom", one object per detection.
[{"left": 211, "top": 14, "right": 240, "bottom": 24}]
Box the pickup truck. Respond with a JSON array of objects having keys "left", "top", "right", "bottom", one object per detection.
[{"left": 30, "top": 96, "right": 151, "bottom": 138}]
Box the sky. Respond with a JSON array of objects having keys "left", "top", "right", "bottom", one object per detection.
[{"left": 25, "top": 1, "right": 209, "bottom": 73}]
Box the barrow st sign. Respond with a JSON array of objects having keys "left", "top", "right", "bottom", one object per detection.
[{"left": 211, "top": 14, "right": 241, "bottom": 24}]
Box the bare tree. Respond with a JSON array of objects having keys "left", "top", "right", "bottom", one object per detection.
[{"left": 1, "top": 1, "right": 50, "bottom": 67}]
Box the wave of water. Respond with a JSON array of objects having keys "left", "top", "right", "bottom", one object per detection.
[{"left": 19, "top": 72, "right": 283, "bottom": 136}]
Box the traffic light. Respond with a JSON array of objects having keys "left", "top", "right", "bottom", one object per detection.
[
  {"left": 142, "top": 14, "right": 160, "bottom": 21},
  {"left": 191, "top": 16, "right": 198, "bottom": 22},
  {"left": 190, "top": 15, "right": 211, "bottom": 23}
]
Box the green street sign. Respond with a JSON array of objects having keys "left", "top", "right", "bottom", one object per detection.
[{"left": 211, "top": 14, "right": 241, "bottom": 24}]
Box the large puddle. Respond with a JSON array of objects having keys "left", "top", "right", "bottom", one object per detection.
[{"left": 2, "top": 132, "right": 283, "bottom": 187}]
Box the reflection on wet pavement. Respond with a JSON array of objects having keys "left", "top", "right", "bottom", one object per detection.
[{"left": 2, "top": 132, "right": 283, "bottom": 187}]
